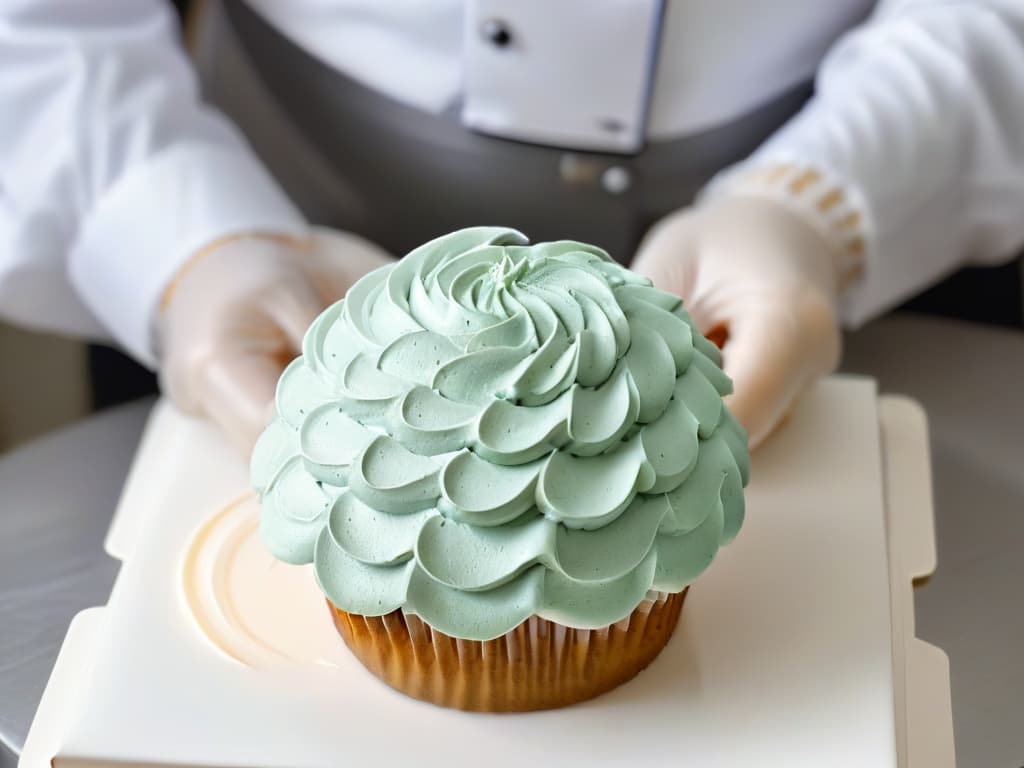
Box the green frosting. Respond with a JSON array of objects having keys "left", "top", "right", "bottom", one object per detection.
[{"left": 252, "top": 227, "right": 749, "bottom": 641}]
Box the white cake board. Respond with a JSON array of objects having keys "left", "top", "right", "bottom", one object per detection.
[{"left": 19, "top": 376, "right": 954, "bottom": 767}]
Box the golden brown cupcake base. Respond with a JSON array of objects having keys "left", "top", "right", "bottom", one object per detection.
[{"left": 329, "top": 589, "right": 687, "bottom": 712}]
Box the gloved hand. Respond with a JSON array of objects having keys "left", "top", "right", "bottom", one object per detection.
[
  {"left": 632, "top": 196, "right": 843, "bottom": 448},
  {"left": 158, "top": 227, "right": 393, "bottom": 452}
]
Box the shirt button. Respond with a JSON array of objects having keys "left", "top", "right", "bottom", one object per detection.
[
  {"left": 601, "top": 166, "right": 632, "bottom": 195},
  {"left": 481, "top": 19, "right": 513, "bottom": 48}
]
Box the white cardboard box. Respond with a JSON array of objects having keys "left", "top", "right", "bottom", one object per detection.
[{"left": 20, "top": 377, "right": 954, "bottom": 767}]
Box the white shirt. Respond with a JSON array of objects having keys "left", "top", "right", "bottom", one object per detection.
[
  {"left": 1, "top": 0, "right": 1023, "bottom": 366},
  {"left": 242, "top": 0, "right": 872, "bottom": 148}
]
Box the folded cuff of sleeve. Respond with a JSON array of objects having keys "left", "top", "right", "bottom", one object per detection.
[
  {"left": 68, "top": 143, "right": 307, "bottom": 368},
  {"left": 700, "top": 152, "right": 964, "bottom": 328},
  {"left": 700, "top": 160, "right": 870, "bottom": 289}
]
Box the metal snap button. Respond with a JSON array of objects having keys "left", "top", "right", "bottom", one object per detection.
[{"left": 481, "top": 19, "right": 513, "bottom": 48}]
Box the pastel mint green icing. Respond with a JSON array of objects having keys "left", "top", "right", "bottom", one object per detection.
[{"left": 252, "top": 227, "right": 749, "bottom": 641}]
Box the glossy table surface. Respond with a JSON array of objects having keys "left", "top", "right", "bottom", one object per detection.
[{"left": 1, "top": 314, "right": 1021, "bottom": 767}]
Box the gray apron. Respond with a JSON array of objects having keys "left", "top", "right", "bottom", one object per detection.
[{"left": 195, "top": 0, "right": 812, "bottom": 262}]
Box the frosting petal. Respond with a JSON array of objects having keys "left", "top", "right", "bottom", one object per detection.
[
  {"left": 416, "top": 513, "right": 554, "bottom": 591},
  {"left": 251, "top": 417, "right": 298, "bottom": 495},
  {"left": 315, "top": 529, "right": 414, "bottom": 616},
  {"left": 378, "top": 331, "right": 463, "bottom": 387},
  {"left": 614, "top": 285, "right": 695, "bottom": 373},
  {"left": 674, "top": 364, "right": 724, "bottom": 438},
  {"left": 537, "top": 439, "right": 645, "bottom": 529},
  {"left": 540, "top": 548, "right": 659, "bottom": 629},
  {"left": 328, "top": 493, "right": 436, "bottom": 566},
  {"left": 299, "top": 403, "right": 375, "bottom": 485},
  {"left": 660, "top": 432, "right": 740, "bottom": 535},
  {"left": 348, "top": 436, "right": 441, "bottom": 513},
  {"left": 566, "top": 362, "right": 638, "bottom": 455},
  {"left": 554, "top": 495, "right": 663, "bottom": 582},
  {"left": 260, "top": 457, "right": 334, "bottom": 564},
  {"left": 276, "top": 358, "right": 335, "bottom": 430},
  {"left": 391, "top": 386, "right": 477, "bottom": 455},
  {"left": 625, "top": 322, "right": 677, "bottom": 424},
  {"left": 653, "top": 499, "right": 726, "bottom": 592},
  {"left": 475, "top": 395, "right": 569, "bottom": 465},
  {"left": 405, "top": 565, "right": 544, "bottom": 641},
  {"left": 434, "top": 346, "right": 530, "bottom": 406},
  {"left": 440, "top": 451, "right": 542, "bottom": 526},
  {"left": 639, "top": 396, "right": 701, "bottom": 493}
]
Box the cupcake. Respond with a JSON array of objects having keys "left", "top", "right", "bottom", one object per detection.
[{"left": 251, "top": 227, "right": 749, "bottom": 711}]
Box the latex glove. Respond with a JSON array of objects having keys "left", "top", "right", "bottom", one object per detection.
[
  {"left": 632, "top": 196, "right": 842, "bottom": 448},
  {"left": 159, "top": 227, "right": 393, "bottom": 452}
]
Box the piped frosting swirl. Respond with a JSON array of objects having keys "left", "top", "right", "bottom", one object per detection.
[{"left": 252, "top": 227, "right": 749, "bottom": 641}]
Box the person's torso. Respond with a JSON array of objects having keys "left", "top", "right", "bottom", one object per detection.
[{"left": 206, "top": 0, "right": 874, "bottom": 257}]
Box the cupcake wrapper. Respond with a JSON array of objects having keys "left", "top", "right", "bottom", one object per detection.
[{"left": 329, "top": 589, "right": 687, "bottom": 712}]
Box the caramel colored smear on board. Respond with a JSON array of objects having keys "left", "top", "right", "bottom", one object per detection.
[{"left": 705, "top": 324, "right": 729, "bottom": 350}]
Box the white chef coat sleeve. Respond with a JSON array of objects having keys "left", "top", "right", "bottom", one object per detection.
[
  {"left": 0, "top": 0, "right": 305, "bottom": 367},
  {"left": 705, "top": 0, "right": 1024, "bottom": 326}
]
